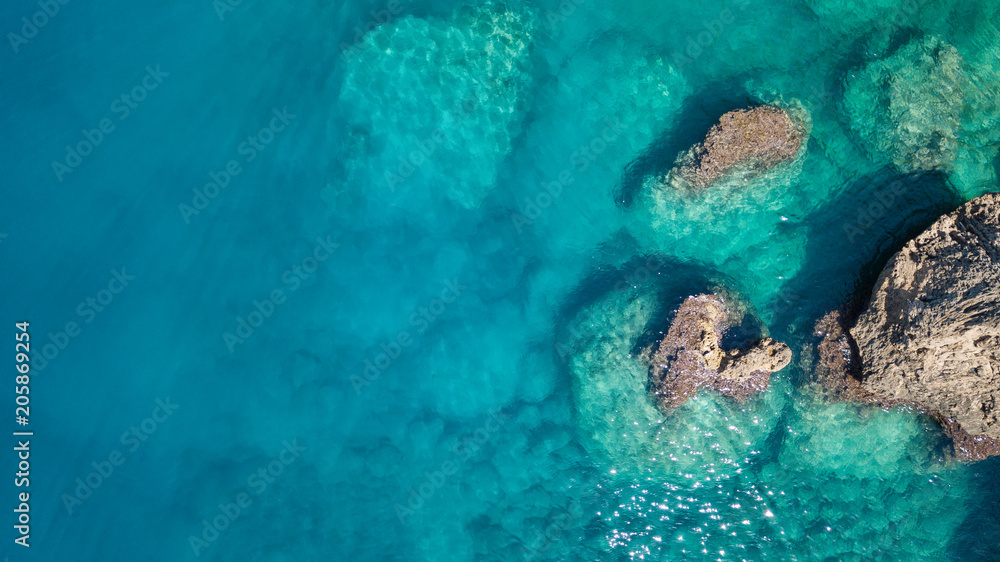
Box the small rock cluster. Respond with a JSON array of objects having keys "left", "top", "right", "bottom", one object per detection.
[{"left": 648, "top": 294, "right": 791, "bottom": 410}]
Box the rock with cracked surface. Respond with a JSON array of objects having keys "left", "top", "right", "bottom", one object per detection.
[
  {"left": 852, "top": 192, "right": 1000, "bottom": 440},
  {"left": 649, "top": 294, "right": 791, "bottom": 410},
  {"left": 813, "top": 310, "right": 1000, "bottom": 462}
]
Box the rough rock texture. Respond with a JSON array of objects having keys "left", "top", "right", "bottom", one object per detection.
[
  {"left": 649, "top": 294, "right": 792, "bottom": 410},
  {"left": 843, "top": 35, "right": 965, "bottom": 173},
  {"left": 338, "top": 5, "right": 534, "bottom": 208},
  {"left": 854, "top": 193, "right": 1000, "bottom": 435},
  {"left": 813, "top": 311, "right": 871, "bottom": 404},
  {"left": 669, "top": 106, "right": 804, "bottom": 190},
  {"left": 815, "top": 193, "right": 1000, "bottom": 460},
  {"left": 814, "top": 312, "right": 1000, "bottom": 462}
]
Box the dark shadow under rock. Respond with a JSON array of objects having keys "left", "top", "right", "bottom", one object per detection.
[
  {"left": 617, "top": 79, "right": 757, "bottom": 208},
  {"left": 765, "top": 167, "right": 962, "bottom": 341}
]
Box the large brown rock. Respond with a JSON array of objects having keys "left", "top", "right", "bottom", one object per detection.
[
  {"left": 816, "top": 192, "right": 1000, "bottom": 460},
  {"left": 853, "top": 193, "right": 1000, "bottom": 435},
  {"left": 669, "top": 106, "right": 804, "bottom": 190},
  {"left": 649, "top": 294, "right": 791, "bottom": 410}
]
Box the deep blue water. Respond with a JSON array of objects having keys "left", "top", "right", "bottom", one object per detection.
[{"left": 1, "top": 0, "right": 999, "bottom": 560}]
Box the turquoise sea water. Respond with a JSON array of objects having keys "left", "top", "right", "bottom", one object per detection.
[{"left": 1, "top": 0, "right": 999, "bottom": 560}]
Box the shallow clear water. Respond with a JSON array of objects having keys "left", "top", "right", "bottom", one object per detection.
[{"left": 1, "top": 0, "right": 999, "bottom": 560}]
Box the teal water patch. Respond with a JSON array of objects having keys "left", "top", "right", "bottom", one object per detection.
[
  {"left": 757, "top": 397, "right": 970, "bottom": 561},
  {"left": 842, "top": 32, "right": 1000, "bottom": 195},
  {"left": 501, "top": 31, "right": 691, "bottom": 254},
  {"left": 3, "top": 0, "right": 1000, "bottom": 560}
]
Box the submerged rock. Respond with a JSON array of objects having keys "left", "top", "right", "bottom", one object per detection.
[
  {"left": 667, "top": 106, "right": 804, "bottom": 190},
  {"left": 339, "top": 5, "right": 534, "bottom": 208},
  {"left": 649, "top": 294, "right": 791, "bottom": 410},
  {"left": 815, "top": 193, "right": 1000, "bottom": 460},
  {"left": 843, "top": 35, "right": 965, "bottom": 174}
]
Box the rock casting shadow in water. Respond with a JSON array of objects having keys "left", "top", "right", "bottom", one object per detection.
[
  {"left": 798, "top": 191, "right": 1000, "bottom": 469},
  {"left": 556, "top": 254, "right": 791, "bottom": 478},
  {"left": 648, "top": 293, "right": 792, "bottom": 410},
  {"left": 767, "top": 167, "right": 962, "bottom": 338},
  {"left": 552, "top": 253, "right": 779, "bottom": 398},
  {"left": 553, "top": 253, "right": 743, "bottom": 377},
  {"left": 616, "top": 78, "right": 757, "bottom": 208},
  {"left": 553, "top": 254, "right": 717, "bottom": 344}
]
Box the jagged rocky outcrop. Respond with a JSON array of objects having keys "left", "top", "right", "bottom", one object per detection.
[
  {"left": 668, "top": 106, "right": 805, "bottom": 190},
  {"left": 649, "top": 294, "right": 791, "bottom": 410},
  {"left": 815, "top": 193, "right": 1000, "bottom": 460}
]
